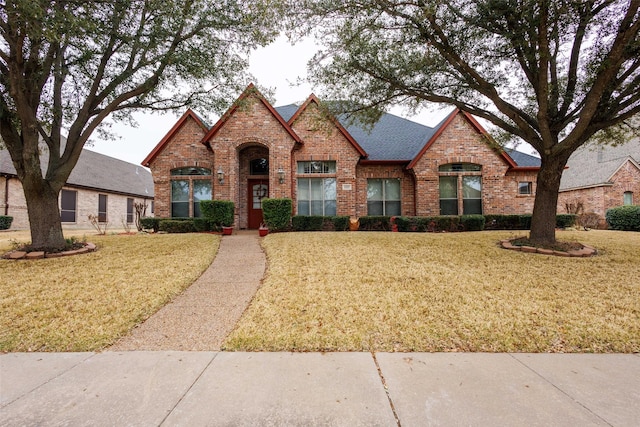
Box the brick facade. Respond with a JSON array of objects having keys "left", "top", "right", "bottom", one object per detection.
[
  {"left": 557, "top": 159, "right": 640, "bottom": 220},
  {"left": 144, "top": 86, "right": 540, "bottom": 228}
]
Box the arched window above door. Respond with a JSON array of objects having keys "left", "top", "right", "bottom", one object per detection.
[
  {"left": 170, "top": 167, "right": 212, "bottom": 176},
  {"left": 250, "top": 158, "right": 269, "bottom": 175}
]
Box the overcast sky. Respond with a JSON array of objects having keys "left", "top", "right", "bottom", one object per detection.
[{"left": 84, "top": 36, "right": 485, "bottom": 166}]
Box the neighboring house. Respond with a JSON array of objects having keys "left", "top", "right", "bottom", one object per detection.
[
  {"left": 558, "top": 137, "right": 640, "bottom": 222},
  {"left": 1, "top": 144, "right": 154, "bottom": 230},
  {"left": 143, "top": 84, "right": 541, "bottom": 229}
]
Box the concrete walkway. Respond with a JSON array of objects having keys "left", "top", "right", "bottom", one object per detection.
[
  {"left": 110, "top": 231, "right": 266, "bottom": 351},
  {"left": 1, "top": 351, "right": 639, "bottom": 426},
  {"left": 2, "top": 232, "right": 639, "bottom": 425}
]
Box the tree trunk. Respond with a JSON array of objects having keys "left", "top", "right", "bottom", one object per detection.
[
  {"left": 529, "top": 154, "right": 571, "bottom": 246},
  {"left": 22, "top": 177, "right": 66, "bottom": 251}
]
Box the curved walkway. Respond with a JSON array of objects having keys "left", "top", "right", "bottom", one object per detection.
[{"left": 109, "top": 231, "right": 265, "bottom": 351}]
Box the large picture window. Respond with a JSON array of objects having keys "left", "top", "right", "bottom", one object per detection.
[
  {"left": 438, "top": 163, "right": 483, "bottom": 215},
  {"left": 439, "top": 176, "right": 458, "bottom": 215},
  {"left": 171, "top": 180, "right": 190, "bottom": 217},
  {"left": 60, "top": 189, "right": 77, "bottom": 222},
  {"left": 297, "top": 178, "right": 337, "bottom": 216},
  {"left": 170, "top": 167, "right": 212, "bottom": 218},
  {"left": 367, "top": 179, "right": 401, "bottom": 216},
  {"left": 193, "top": 180, "right": 212, "bottom": 217}
]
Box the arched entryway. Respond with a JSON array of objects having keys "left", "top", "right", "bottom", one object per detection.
[{"left": 238, "top": 145, "right": 269, "bottom": 229}]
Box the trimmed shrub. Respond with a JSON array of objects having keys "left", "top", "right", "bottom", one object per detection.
[
  {"left": 330, "top": 216, "right": 350, "bottom": 231},
  {"left": 556, "top": 214, "right": 578, "bottom": 228},
  {"left": 200, "top": 200, "right": 234, "bottom": 229},
  {"left": 262, "top": 198, "right": 292, "bottom": 231},
  {"left": 606, "top": 205, "right": 640, "bottom": 231},
  {"left": 359, "top": 216, "right": 392, "bottom": 231},
  {"left": 158, "top": 219, "right": 195, "bottom": 233},
  {"left": 292, "top": 215, "right": 350, "bottom": 231},
  {"left": 460, "top": 215, "right": 486, "bottom": 231},
  {"left": 193, "top": 218, "right": 213, "bottom": 232},
  {"left": 484, "top": 214, "right": 530, "bottom": 230},
  {"left": 0, "top": 216, "right": 13, "bottom": 230},
  {"left": 292, "top": 215, "right": 323, "bottom": 231},
  {"left": 140, "top": 217, "right": 160, "bottom": 232}
]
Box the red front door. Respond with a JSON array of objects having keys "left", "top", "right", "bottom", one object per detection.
[{"left": 248, "top": 179, "right": 268, "bottom": 229}]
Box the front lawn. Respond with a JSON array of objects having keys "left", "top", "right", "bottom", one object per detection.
[
  {"left": 0, "top": 233, "right": 218, "bottom": 351},
  {"left": 224, "top": 230, "right": 639, "bottom": 353}
]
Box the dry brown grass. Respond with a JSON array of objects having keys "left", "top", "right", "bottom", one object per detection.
[
  {"left": 0, "top": 233, "right": 219, "bottom": 351},
  {"left": 224, "top": 230, "right": 640, "bottom": 353}
]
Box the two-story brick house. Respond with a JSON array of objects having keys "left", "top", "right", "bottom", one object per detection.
[{"left": 142, "top": 84, "right": 541, "bottom": 229}]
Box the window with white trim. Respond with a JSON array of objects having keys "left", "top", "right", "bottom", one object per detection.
[
  {"left": 367, "top": 179, "right": 401, "bottom": 216},
  {"left": 60, "top": 189, "right": 77, "bottom": 222},
  {"left": 297, "top": 161, "right": 337, "bottom": 216}
]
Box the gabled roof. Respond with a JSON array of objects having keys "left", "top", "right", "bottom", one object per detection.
[
  {"left": 560, "top": 137, "right": 640, "bottom": 190},
  {"left": 141, "top": 109, "right": 209, "bottom": 167},
  {"left": 1, "top": 144, "right": 154, "bottom": 198},
  {"left": 407, "top": 109, "right": 526, "bottom": 170},
  {"left": 287, "top": 95, "right": 367, "bottom": 157},
  {"left": 200, "top": 83, "right": 301, "bottom": 147}
]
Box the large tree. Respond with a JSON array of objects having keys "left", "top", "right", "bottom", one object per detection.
[
  {"left": 0, "top": 0, "right": 278, "bottom": 251},
  {"left": 292, "top": 0, "right": 640, "bottom": 245}
]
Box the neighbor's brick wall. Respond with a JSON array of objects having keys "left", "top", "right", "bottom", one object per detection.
[
  {"left": 558, "top": 160, "right": 640, "bottom": 219},
  {"left": 0, "top": 176, "right": 29, "bottom": 229},
  {"left": 411, "top": 113, "right": 535, "bottom": 216},
  {"left": 147, "top": 116, "right": 211, "bottom": 218},
  {"left": 290, "top": 101, "right": 363, "bottom": 217},
  {"left": 64, "top": 188, "right": 151, "bottom": 230},
  {"left": 0, "top": 175, "right": 151, "bottom": 230}
]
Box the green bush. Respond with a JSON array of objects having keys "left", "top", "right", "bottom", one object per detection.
[
  {"left": 484, "top": 214, "right": 530, "bottom": 230},
  {"left": 0, "top": 216, "right": 13, "bottom": 230},
  {"left": 330, "top": 216, "right": 350, "bottom": 231},
  {"left": 200, "top": 200, "right": 234, "bottom": 229},
  {"left": 262, "top": 198, "right": 292, "bottom": 231},
  {"left": 158, "top": 219, "right": 195, "bottom": 233},
  {"left": 556, "top": 214, "right": 578, "bottom": 228},
  {"left": 292, "top": 215, "right": 350, "bottom": 231},
  {"left": 460, "top": 215, "right": 486, "bottom": 231},
  {"left": 193, "top": 217, "right": 213, "bottom": 232},
  {"left": 140, "top": 217, "right": 160, "bottom": 232},
  {"left": 606, "top": 205, "right": 640, "bottom": 231},
  {"left": 292, "top": 215, "right": 324, "bottom": 231},
  {"left": 359, "top": 216, "right": 392, "bottom": 231}
]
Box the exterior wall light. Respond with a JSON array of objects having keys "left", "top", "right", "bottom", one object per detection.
[
  {"left": 217, "top": 167, "right": 224, "bottom": 185},
  {"left": 277, "top": 167, "right": 285, "bottom": 184}
]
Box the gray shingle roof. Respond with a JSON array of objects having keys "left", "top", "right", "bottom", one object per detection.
[
  {"left": 276, "top": 104, "right": 536, "bottom": 165},
  {"left": 560, "top": 137, "right": 640, "bottom": 190},
  {"left": 1, "top": 144, "right": 153, "bottom": 198},
  {"left": 504, "top": 148, "right": 541, "bottom": 167}
]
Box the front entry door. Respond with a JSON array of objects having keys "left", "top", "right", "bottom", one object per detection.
[{"left": 248, "top": 179, "right": 268, "bottom": 229}]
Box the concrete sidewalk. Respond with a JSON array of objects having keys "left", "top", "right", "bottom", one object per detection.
[{"left": 1, "top": 351, "right": 639, "bottom": 426}]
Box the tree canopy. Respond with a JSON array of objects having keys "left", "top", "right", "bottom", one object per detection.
[
  {"left": 0, "top": 0, "right": 279, "bottom": 250},
  {"left": 292, "top": 0, "right": 640, "bottom": 243}
]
